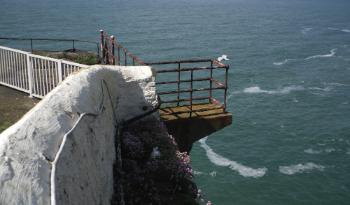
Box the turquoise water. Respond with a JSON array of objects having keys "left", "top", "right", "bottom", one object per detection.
[{"left": 1, "top": 0, "right": 350, "bottom": 204}]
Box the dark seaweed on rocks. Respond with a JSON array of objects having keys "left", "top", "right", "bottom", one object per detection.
[{"left": 114, "top": 117, "right": 199, "bottom": 205}]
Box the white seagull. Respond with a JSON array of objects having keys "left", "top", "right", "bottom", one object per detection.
[{"left": 217, "top": 54, "right": 229, "bottom": 62}]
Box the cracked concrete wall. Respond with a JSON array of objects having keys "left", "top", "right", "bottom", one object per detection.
[{"left": 0, "top": 65, "right": 156, "bottom": 205}]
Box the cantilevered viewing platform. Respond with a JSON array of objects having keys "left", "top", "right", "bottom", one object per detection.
[
  {"left": 160, "top": 103, "right": 232, "bottom": 152},
  {"left": 100, "top": 30, "right": 232, "bottom": 152}
]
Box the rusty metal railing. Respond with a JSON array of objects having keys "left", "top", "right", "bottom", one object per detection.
[
  {"left": 99, "top": 30, "right": 229, "bottom": 116},
  {"left": 99, "top": 30, "right": 145, "bottom": 66},
  {"left": 146, "top": 59, "right": 229, "bottom": 116}
]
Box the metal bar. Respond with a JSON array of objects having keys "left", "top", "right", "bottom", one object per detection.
[
  {"left": 156, "top": 77, "right": 210, "bottom": 85},
  {"left": 100, "top": 30, "right": 105, "bottom": 63},
  {"left": 117, "top": 46, "right": 120, "bottom": 65},
  {"left": 155, "top": 66, "right": 227, "bottom": 73},
  {"left": 177, "top": 63, "right": 180, "bottom": 106},
  {"left": 105, "top": 40, "right": 109, "bottom": 64},
  {"left": 224, "top": 65, "right": 229, "bottom": 111},
  {"left": 146, "top": 59, "right": 212, "bottom": 65},
  {"left": 0, "top": 37, "right": 97, "bottom": 44},
  {"left": 111, "top": 36, "right": 115, "bottom": 65},
  {"left": 158, "top": 86, "right": 225, "bottom": 95},
  {"left": 190, "top": 70, "right": 193, "bottom": 117},
  {"left": 124, "top": 50, "right": 127, "bottom": 66},
  {"left": 160, "top": 96, "right": 210, "bottom": 104},
  {"left": 30, "top": 39, "right": 33, "bottom": 53},
  {"left": 209, "top": 61, "right": 213, "bottom": 103}
]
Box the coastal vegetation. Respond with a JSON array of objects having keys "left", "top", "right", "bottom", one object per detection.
[
  {"left": 117, "top": 118, "right": 199, "bottom": 205},
  {"left": 33, "top": 50, "right": 99, "bottom": 65}
]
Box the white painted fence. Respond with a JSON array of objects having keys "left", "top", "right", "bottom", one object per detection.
[{"left": 0, "top": 45, "right": 89, "bottom": 98}]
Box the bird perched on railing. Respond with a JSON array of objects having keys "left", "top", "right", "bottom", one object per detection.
[{"left": 217, "top": 55, "right": 229, "bottom": 62}]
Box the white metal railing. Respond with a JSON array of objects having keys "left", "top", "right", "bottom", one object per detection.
[{"left": 0, "top": 45, "right": 89, "bottom": 98}]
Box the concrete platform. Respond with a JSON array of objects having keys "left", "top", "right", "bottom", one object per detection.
[{"left": 160, "top": 103, "right": 232, "bottom": 152}]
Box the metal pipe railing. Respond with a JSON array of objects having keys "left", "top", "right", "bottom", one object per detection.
[
  {"left": 0, "top": 37, "right": 99, "bottom": 54},
  {"left": 98, "top": 30, "right": 230, "bottom": 115},
  {"left": 99, "top": 30, "right": 145, "bottom": 66},
  {"left": 150, "top": 59, "right": 229, "bottom": 114}
]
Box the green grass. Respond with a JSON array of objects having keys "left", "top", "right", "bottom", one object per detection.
[{"left": 0, "top": 121, "right": 12, "bottom": 133}]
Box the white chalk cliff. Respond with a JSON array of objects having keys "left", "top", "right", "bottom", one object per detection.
[{"left": 0, "top": 65, "right": 157, "bottom": 205}]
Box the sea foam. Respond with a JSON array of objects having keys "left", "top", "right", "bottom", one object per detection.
[
  {"left": 301, "top": 27, "right": 313, "bottom": 34},
  {"left": 199, "top": 137, "right": 267, "bottom": 178},
  {"left": 328, "top": 27, "right": 350, "bottom": 33},
  {"left": 279, "top": 162, "right": 325, "bottom": 175},
  {"left": 305, "top": 49, "right": 337, "bottom": 60},
  {"left": 273, "top": 58, "right": 296, "bottom": 66},
  {"left": 243, "top": 85, "right": 304, "bottom": 95},
  {"left": 304, "top": 148, "right": 322, "bottom": 154}
]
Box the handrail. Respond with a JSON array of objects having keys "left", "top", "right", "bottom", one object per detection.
[
  {"left": 0, "top": 37, "right": 99, "bottom": 54},
  {"left": 150, "top": 59, "right": 229, "bottom": 116},
  {"left": 97, "top": 30, "right": 230, "bottom": 116},
  {"left": 99, "top": 30, "right": 145, "bottom": 66}
]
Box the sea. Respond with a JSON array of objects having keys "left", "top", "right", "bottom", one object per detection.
[{"left": 1, "top": 0, "right": 350, "bottom": 204}]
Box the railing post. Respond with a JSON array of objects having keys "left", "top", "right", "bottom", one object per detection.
[
  {"left": 190, "top": 70, "right": 193, "bottom": 117},
  {"left": 117, "top": 46, "right": 121, "bottom": 65},
  {"left": 111, "top": 35, "right": 115, "bottom": 65},
  {"left": 58, "top": 60, "right": 63, "bottom": 83},
  {"left": 177, "top": 62, "right": 181, "bottom": 106},
  {"left": 105, "top": 39, "right": 109, "bottom": 65},
  {"left": 224, "top": 65, "right": 229, "bottom": 112},
  {"left": 100, "top": 30, "right": 105, "bottom": 63},
  {"left": 26, "top": 54, "right": 33, "bottom": 97},
  {"left": 30, "top": 39, "right": 33, "bottom": 53},
  {"left": 124, "top": 49, "right": 127, "bottom": 66},
  {"left": 209, "top": 60, "right": 213, "bottom": 103}
]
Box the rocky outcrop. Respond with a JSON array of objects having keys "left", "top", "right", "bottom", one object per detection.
[{"left": 0, "top": 65, "right": 156, "bottom": 205}]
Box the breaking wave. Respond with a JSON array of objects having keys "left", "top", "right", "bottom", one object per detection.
[
  {"left": 304, "top": 148, "right": 322, "bottom": 154},
  {"left": 273, "top": 48, "right": 339, "bottom": 66},
  {"left": 279, "top": 163, "right": 325, "bottom": 175},
  {"left": 308, "top": 86, "right": 332, "bottom": 92},
  {"left": 199, "top": 137, "right": 267, "bottom": 178},
  {"left": 301, "top": 27, "right": 313, "bottom": 34},
  {"left": 273, "top": 58, "right": 296, "bottom": 66},
  {"left": 305, "top": 49, "right": 337, "bottom": 60},
  {"left": 328, "top": 27, "right": 350, "bottom": 33},
  {"left": 243, "top": 85, "right": 304, "bottom": 95}
]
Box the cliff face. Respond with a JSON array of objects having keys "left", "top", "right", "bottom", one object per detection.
[
  {"left": 0, "top": 65, "right": 156, "bottom": 205},
  {"left": 117, "top": 118, "right": 198, "bottom": 205}
]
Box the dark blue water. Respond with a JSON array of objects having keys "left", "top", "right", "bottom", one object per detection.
[{"left": 1, "top": 0, "right": 350, "bottom": 204}]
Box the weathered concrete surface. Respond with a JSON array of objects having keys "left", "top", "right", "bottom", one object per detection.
[
  {"left": 0, "top": 65, "right": 156, "bottom": 205},
  {"left": 160, "top": 103, "right": 232, "bottom": 152}
]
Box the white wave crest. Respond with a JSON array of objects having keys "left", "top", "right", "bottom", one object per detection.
[
  {"left": 199, "top": 137, "right": 267, "bottom": 178},
  {"left": 328, "top": 27, "right": 350, "bottom": 33},
  {"left": 308, "top": 86, "right": 332, "bottom": 92},
  {"left": 279, "top": 162, "right": 325, "bottom": 175},
  {"left": 243, "top": 85, "right": 304, "bottom": 95},
  {"left": 193, "top": 170, "right": 204, "bottom": 175},
  {"left": 324, "top": 82, "right": 349, "bottom": 87},
  {"left": 346, "top": 149, "right": 350, "bottom": 155},
  {"left": 305, "top": 49, "right": 337, "bottom": 60},
  {"left": 304, "top": 148, "right": 322, "bottom": 154},
  {"left": 273, "top": 58, "right": 295, "bottom": 66},
  {"left": 301, "top": 27, "right": 312, "bottom": 34}
]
